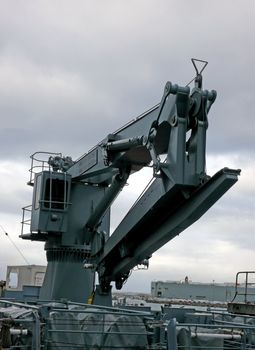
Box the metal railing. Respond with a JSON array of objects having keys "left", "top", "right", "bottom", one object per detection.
[
  {"left": 232, "top": 271, "right": 255, "bottom": 303},
  {"left": 167, "top": 309, "right": 255, "bottom": 350},
  {"left": 43, "top": 303, "right": 164, "bottom": 349},
  {"left": 28, "top": 151, "right": 62, "bottom": 186},
  {"left": 0, "top": 299, "right": 42, "bottom": 349},
  {"left": 168, "top": 322, "right": 255, "bottom": 349},
  {"left": 3, "top": 299, "right": 255, "bottom": 349},
  {"left": 21, "top": 205, "right": 32, "bottom": 236}
]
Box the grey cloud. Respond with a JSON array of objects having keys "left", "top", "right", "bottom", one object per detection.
[{"left": 0, "top": 0, "right": 254, "bottom": 162}]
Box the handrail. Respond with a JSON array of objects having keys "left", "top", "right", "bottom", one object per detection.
[{"left": 231, "top": 271, "right": 255, "bottom": 303}]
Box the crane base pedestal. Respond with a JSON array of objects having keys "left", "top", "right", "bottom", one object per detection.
[{"left": 93, "top": 285, "right": 112, "bottom": 307}]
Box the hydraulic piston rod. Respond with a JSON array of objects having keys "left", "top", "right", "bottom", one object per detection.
[{"left": 85, "top": 171, "right": 130, "bottom": 234}]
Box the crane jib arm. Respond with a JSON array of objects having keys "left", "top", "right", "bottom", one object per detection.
[{"left": 97, "top": 168, "right": 240, "bottom": 289}]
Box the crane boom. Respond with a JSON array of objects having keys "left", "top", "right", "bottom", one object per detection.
[{"left": 21, "top": 65, "right": 240, "bottom": 305}]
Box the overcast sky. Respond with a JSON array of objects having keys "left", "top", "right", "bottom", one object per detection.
[{"left": 0, "top": 0, "right": 255, "bottom": 293}]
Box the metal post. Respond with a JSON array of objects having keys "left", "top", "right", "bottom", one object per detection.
[
  {"left": 245, "top": 272, "right": 248, "bottom": 303},
  {"left": 167, "top": 318, "right": 177, "bottom": 350},
  {"left": 32, "top": 311, "right": 41, "bottom": 350}
]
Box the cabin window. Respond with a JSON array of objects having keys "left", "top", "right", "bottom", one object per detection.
[
  {"left": 43, "top": 178, "right": 69, "bottom": 210},
  {"left": 9, "top": 272, "right": 18, "bottom": 289},
  {"left": 34, "top": 174, "right": 42, "bottom": 210}
]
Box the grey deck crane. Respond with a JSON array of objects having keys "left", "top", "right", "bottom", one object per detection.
[{"left": 21, "top": 61, "right": 240, "bottom": 306}]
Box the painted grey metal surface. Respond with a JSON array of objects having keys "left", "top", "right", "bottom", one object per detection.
[{"left": 19, "top": 70, "right": 240, "bottom": 305}]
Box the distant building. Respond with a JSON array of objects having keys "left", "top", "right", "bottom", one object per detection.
[
  {"left": 6, "top": 265, "right": 46, "bottom": 291},
  {"left": 151, "top": 280, "right": 255, "bottom": 303},
  {"left": 3, "top": 265, "right": 46, "bottom": 301}
]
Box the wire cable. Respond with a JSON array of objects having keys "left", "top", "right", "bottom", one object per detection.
[{"left": 0, "top": 224, "right": 30, "bottom": 265}]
